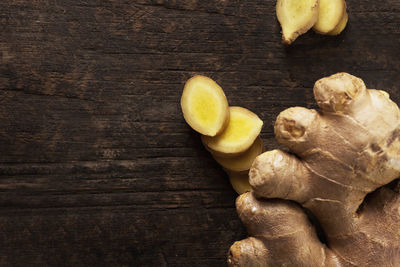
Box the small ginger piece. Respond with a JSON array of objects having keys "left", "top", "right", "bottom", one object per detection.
[
  {"left": 228, "top": 73, "right": 400, "bottom": 266},
  {"left": 327, "top": 11, "right": 348, "bottom": 35},
  {"left": 313, "top": 0, "right": 346, "bottom": 34},
  {"left": 213, "top": 137, "right": 263, "bottom": 172},
  {"left": 202, "top": 107, "right": 263, "bottom": 156},
  {"left": 228, "top": 172, "right": 252, "bottom": 195},
  {"left": 181, "top": 75, "right": 229, "bottom": 136},
  {"left": 276, "top": 0, "right": 320, "bottom": 44}
]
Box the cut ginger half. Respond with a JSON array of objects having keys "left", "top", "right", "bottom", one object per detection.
[
  {"left": 276, "top": 0, "right": 319, "bottom": 44},
  {"left": 213, "top": 137, "right": 263, "bottom": 172},
  {"left": 181, "top": 75, "right": 229, "bottom": 136},
  {"left": 313, "top": 0, "right": 346, "bottom": 34},
  {"left": 202, "top": 106, "right": 263, "bottom": 156},
  {"left": 228, "top": 172, "right": 252, "bottom": 195},
  {"left": 328, "top": 11, "right": 348, "bottom": 35}
]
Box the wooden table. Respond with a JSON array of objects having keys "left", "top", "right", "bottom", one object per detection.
[{"left": 1, "top": 0, "right": 399, "bottom": 266}]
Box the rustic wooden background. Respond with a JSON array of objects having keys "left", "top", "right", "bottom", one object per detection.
[{"left": 0, "top": 0, "right": 399, "bottom": 266}]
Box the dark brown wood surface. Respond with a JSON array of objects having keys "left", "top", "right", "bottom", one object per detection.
[{"left": 0, "top": 0, "right": 399, "bottom": 266}]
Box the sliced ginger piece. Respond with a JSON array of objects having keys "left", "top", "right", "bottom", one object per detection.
[
  {"left": 276, "top": 0, "right": 320, "bottom": 44},
  {"left": 228, "top": 171, "right": 252, "bottom": 195},
  {"left": 202, "top": 107, "right": 263, "bottom": 156},
  {"left": 313, "top": 0, "right": 346, "bottom": 34},
  {"left": 213, "top": 137, "right": 263, "bottom": 172},
  {"left": 181, "top": 75, "right": 229, "bottom": 136},
  {"left": 327, "top": 11, "right": 348, "bottom": 35}
]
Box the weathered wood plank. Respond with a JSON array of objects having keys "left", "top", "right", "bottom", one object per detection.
[{"left": 0, "top": 0, "right": 400, "bottom": 266}]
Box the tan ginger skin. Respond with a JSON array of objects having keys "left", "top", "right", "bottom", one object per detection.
[{"left": 228, "top": 73, "right": 400, "bottom": 266}]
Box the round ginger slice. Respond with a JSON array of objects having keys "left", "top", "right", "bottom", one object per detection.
[
  {"left": 181, "top": 75, "right": 229, "bottom": 136},
  {"left": 229, "top": 172, "right": 252, "bottom": 195},
  {"left": 202, "top": 107, "right": 263, "bottom": 156},
  {"left": 313, "top": 0, "right": 346, "bottom": 34},
  {"left": 213, "top": 137, "right": 263, "bottom": 172}
]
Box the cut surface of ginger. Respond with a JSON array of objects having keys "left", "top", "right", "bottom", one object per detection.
[
  {"left": 213, "top": 137, "right": 263, "bottom": 172},
  {"left": 229, "top": 172, "right": 252, "bottom": 195},
  {"left": 313, "top": 0, "right": 345, "bottom": 34},
  {"left": 202, "top": 106, "right": 263, "bottom": 155},
  {"left": 327, "top": 11, "right": 348, "bottom": 35},
  {"left": 276, "top": 0, "right": 319, "bottom": 44},
  {"left": 181, "top": 75, "right": 229, "bottom": 136}
]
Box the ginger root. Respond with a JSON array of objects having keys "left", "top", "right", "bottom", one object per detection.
[
  {"left": 181, "top": 75, "right": 229, "bottom": 136},
  {"left": 228, "top": 73, "right": 400, "bottom": 266}
]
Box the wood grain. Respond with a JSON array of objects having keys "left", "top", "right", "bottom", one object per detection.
[{"left": 0, "top": 0, "right": 399, "bottom": 266}]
